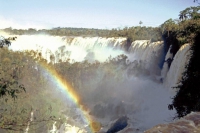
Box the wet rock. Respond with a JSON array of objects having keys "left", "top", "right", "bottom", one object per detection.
[{"left": 106, "top": 116, "right": 128, "bottom": 133}]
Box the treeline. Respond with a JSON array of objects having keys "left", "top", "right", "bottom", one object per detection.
[
  {"left": 161, "top": 6, "right": 200, "bottom": 44},
  {"left": 0, "top": 26, "right": 162, "bottom": 42}
]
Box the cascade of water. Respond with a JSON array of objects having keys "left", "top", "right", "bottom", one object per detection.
[
  {"left": 163, "top": 44, "right": 191, "bottom": 93},
  {"left": 160, "top": 45, "right": 174, "bottom": 81},
  {"left": 63, "top": 37, "right": 126, "bottom": 49},
  {"left": 49, "top": 122, "right": 57, "bottom": 133},
  {"left": 128, "top": 40, "right": 164, "bottom": 75},
  {"left": 10, "top": 35, "right": 127, "bottom": 63},
  {"left": 25, "top": 111, "right": 34, "bottom": 133}
]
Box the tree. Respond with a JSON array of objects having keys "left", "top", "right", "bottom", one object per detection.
[
  {"left": 139, "top": 21, "right": 143, "bottom": 26},
  {"left": 190, "top": 6, "right": 200, "bottom": 19},
  {"left": 161, "top": 18, "right": 177, "bottom": 36},
  {"left": 179, "top": 6, "right": 200, "bottom": 22},
  {"left": 179, "top": 9, "right": 188, "bottom": 21},
  {"left": 0, "top": 36, "right": 11, "bottom": 48},
  {"left": 0, "top": 56, "right": 60, "bottom": 132},
  {"left": 0, "top": 36, "right": 61, "bottom": 132},
  {"left": 170, "top": 33, "right": 200, "bottom": 118},
  {"left": 0, "top": 36, "right": 25, "bottom": 98}
]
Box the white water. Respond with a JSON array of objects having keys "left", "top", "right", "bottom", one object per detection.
[
  {"left": 1, "top": 34, "right": 191, "bottom": 132},
  {"left": 164, "top": 44, "right": 191, "bottom": 93},
  {"left": 128, "top": 40, "right": 163, "bottom": 75},
  {"left": 25, "top": 111, "right": 34, "bottom": 133},
  {"left": 9, "top": 35, "right": 126, "bottom": 63}
]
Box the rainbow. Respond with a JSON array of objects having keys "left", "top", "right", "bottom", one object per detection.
[{"left": 39, "top": 62, "right": 101, "bottom": 133}]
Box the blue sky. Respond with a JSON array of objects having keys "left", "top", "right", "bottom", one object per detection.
[{"left": 0, "top": 0, "right": 198, "bottom": 29}]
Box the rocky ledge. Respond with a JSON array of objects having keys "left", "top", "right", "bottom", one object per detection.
[{"left": 145, "top": 112, "right": 200, "bottom": 133}]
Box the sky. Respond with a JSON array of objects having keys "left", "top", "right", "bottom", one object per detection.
[{"left": 0, "top": 0, "right": 198, "bottom": 29}]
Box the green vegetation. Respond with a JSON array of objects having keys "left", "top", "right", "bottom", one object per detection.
[
  {"left": 161, "top": 6, "right": 200, "bottom": 44},
  {"left": 0, "top": 37, "right": 24, "bottom": 99},
  {"left": 0, "top": 44, "right": 69, "bottom": 132}
]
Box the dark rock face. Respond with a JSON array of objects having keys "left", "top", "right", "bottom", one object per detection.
[
  {"left": 145, "top": 112, "right": 200, "bottom": 133},
  {"left": 106, "top": 116, "right": 128, "bottom": 133}
]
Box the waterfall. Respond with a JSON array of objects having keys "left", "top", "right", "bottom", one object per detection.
[
  {"left": 160, "top": 45, "right": 174, "bottom": 82},
  {"left": 128, "top": 40, "right": 164, "bottom": 75},
  {"left": 4, "top": 34, "right": 192, "bottom": 132},
  {"left": 128, "top": 41, "right": 191, "bottom": 91},
  {"left": 163, "top": 44, "right": 191, "bottom": 92},
  {"left": 63, "top": 36, "right": 126, "bottom": 49},
  {"left": 10, "top": 35, "right": 127, "bottom": 63},
  {"left": 25, "top": 111, "right": 34, "bottom": 133}
]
